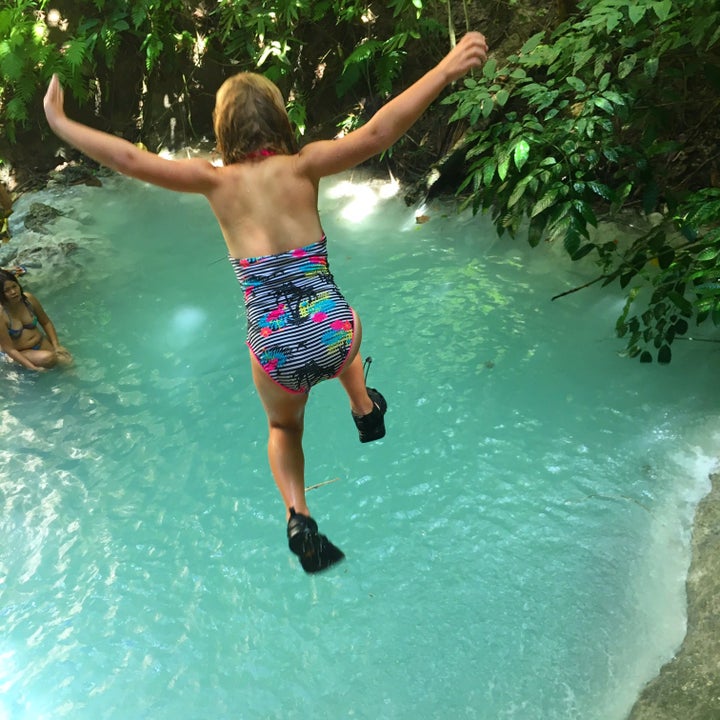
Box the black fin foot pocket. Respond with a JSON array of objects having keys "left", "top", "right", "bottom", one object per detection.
[
  {"left": 352, "top": 387, "right": 387, "bottom": 443},
  {"left": 287, "top": 508, "right": 345, "bottom": 574}
]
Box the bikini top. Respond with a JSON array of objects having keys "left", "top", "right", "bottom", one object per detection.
[
  {"left": 4, "top": 298, "right": 38, "bottom": 338},
  {"left": 244, "top": 148, "right": 277, "bottom": 160}
]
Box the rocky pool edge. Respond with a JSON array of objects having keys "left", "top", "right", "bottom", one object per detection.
[{"left": 627, "top": 470, "right": 720, "bottom": 719}]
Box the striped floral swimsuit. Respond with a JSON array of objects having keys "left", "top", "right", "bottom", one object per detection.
[{"left": 229, "top": 237, "right": 355, "bottom": 393}]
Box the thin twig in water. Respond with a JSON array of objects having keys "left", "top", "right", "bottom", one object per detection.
[
  {"left": 551, "top": 275, "right": 605, "bottom": 301},
  {"left": 306, "top": 477, "right": 341, "bottom": 492}
]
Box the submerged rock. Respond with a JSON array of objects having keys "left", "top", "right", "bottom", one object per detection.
[{"left": 24, "top": 202, "right": 63, "bottom": 233}]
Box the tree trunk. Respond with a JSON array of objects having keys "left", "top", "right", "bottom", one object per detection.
[{"left": 557, "top": 0, "right": 579, "bottom": 22}]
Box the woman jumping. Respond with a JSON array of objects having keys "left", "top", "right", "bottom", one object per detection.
[{"left": 43, "top": 31, "right": 488, "bottom": 572}]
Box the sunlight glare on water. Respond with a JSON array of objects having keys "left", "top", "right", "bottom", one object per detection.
[{"left": 1, "top": 172, "right": 719, "bottom": 720}]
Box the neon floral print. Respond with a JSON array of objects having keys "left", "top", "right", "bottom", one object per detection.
[
  {"left": 259, "top": 303, "right": 290, "bottom": 334},
  {"left": 322, "top": 319, "right": 353, "bottom": 352},
  {"left": 259, "top": 348, "right": 288, "bottom": 372},
  {"left": 229, "top": 237, "right": 355, "bottom": 393},
  {"left": 298, "top": 292, "right": 336, "bottom": 322}
]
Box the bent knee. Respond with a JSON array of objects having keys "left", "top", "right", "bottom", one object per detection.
[
  {"left": 267, "top": 416, "right": 305, "bottom": 434},
  {"left": 34, "top": 350, "right": 58, "bottom": 368}
]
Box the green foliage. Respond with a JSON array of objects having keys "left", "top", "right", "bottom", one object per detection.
[
  {"left": 0, "top": 0, "right": 443, "bottom": 149},
  {"left": 213, "top": 0, "right": 443, "bottom": 126},
  {"left": 0, "top": 0, "right": 200, "bottom": 141},
  {"left": 614, "top": 188, "right": 720, "bottom": 364},
  {"left": 444, "top": 0, "right": 720, "bottom": 362},
  {"left": 0, "top": 0, "right": 54, "bottom": 141}
]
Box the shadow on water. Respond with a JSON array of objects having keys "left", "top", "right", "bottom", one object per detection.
[{"left": 1, "top": 172, "right": 719, "bottom": 720}]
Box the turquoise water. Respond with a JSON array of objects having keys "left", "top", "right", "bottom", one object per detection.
[{"left": 1, "top": 172, "right": 719, "bottom": 720}]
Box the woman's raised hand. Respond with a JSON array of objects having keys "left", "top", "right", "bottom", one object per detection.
[
  {"left": 439, "top": 32, "right": 489, "bottom": 83},
  {"left": 43, "top": 74, "right": 66, "bottom": 127}
]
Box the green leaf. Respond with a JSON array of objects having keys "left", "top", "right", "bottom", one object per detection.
[
  {"left": 572, "top": 199, "right": 598, "bottom": 227},
  {"left": 652, "top": 0, "right": 673, "bottom": 22},
  {"left": 606, "top": 11, "right": 623, "bottom": 33},
  {"left": 571, "top": 244, "right": 595, "bottom": 261},
  {"left": 495, "top": 89, "right": 510, "bottom": 107},
  {"left": 0, "top": 47, "right": 24, "bottom": 81},
  {"left": 513, "top": 139, "right": 530, "bottom": 171},
  {"left": 520, "top": 32, "right": 545, "bottom": 55},
  {"left": 707, "top": 23, "right": 720, "bottom": 50},
  {"left": 508, "top": 176, "right": 532, "bottom": 208},
  {"left": 531, "top": 189, "right": 558, "bottom": 218},
  {"left": 64, "top": 38, "right": 88, "bottom": 69},
  {"left": 566, "top": 76, "right": 587, "bottom": 92},
  {"left": 573, "top": 49, "right": 594, "bottom": 73},
  {"left": 618, "top": 54, "right": 637, "bottom": 79},
  {"left": 591, "top": 96, "right": 613, "bottom": 115},
  {"left": 6, "top": 96, "right": 28, "bottom": 122},
  {"left": 629, "top": 5, "right": 647, "bottom": 24},
  {"left": 343, "top": 39, "right": 381, "bottom": 69},
  {"left": 657, "top": 345, "right": 672, "bottom": 364},
  {"left": 668, "top": 291, "right": 693, "bottom": 316},
  {"left": 482, "top": 160, "right": 496, "bottom": 187},
  {"left": 481, "top": 96, "right": 494, "bottom": 119},
  {"left": 697, "top": 246, "right": 720, "bottom": 262},
  {"left": 643, "top": 179, "right": 659, "bottom": 214},
  {"left": 482, "top": 58, "right": 497, "bottom": 79},
  {"left": 603, "top": 90, "right": 626, "bottom": 106},
  {"left": 527, "top": 222, "right": 543, "bottom": 247},
  {"left": 587, "top": 181, "right": 612, "bottom": 200},
  {"left": 497, "top": 150, "right": 511, "bottom": 181},
  {"left": 645, "top": 57, "right": 659, "bottom": 79}
]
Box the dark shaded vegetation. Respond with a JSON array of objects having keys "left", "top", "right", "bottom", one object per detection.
[{"left": 1, "top": 0, "right": 719, "bottom": 361}]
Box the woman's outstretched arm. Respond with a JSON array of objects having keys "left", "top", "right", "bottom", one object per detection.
[
  {"left": 297, "top": 31, "right": 489, "bottom": 181},
  {"left": 43, "top": 75, "right": 218, "bottom": 194}
]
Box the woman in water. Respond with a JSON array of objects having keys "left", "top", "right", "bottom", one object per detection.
[
  {"left": 43, "top": 31, "right": 488, "bottom": 572},
  {"left": 0, "top": 268, "right": 72, "bottom": 371}
]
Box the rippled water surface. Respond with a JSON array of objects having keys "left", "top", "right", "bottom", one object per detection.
[{"left": 1, "top": 173, "right": 719, "bottom": 720}]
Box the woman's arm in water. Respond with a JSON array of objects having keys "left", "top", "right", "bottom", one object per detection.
[
  {"left": 0, "top": 321, "right": 42, "bottom": 371},
  {"left": 26, "top": 293, "right": 69, "bottom": 357},
  {"left": 43, "top": 75, "right": 219, "bottom": 195},
  {"left": 296, "top": 31, "right": 488, "bottom": 181}
]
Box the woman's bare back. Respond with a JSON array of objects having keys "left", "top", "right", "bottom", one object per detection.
[{"left": 206, "top": 154, "right": 325, "bottom": 259}]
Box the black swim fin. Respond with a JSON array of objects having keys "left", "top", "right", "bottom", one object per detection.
[
  {"left": 352, "top": 387, "right": 387, "bottom": 443},
  {"left": 287, "top": 508, "right": 345, "bottom": 573}
]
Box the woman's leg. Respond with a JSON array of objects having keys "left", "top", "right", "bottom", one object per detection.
[
  {"left": 22, "top": 348, "right": 57, "bottom": 368},
  {"left": 337, "top": 312, "right": 373, "bottom": 414},
  {"left": 250, "top": 351, "right": 345, "bottom": 572},
  {"left": 338, "top": 353, "right": 373, "bottom": 416},
  {"left": 249, "top": 352, "right": 310, "bottom": 518},
  {"left": 337, "top": 312, "right": 387, "bottom": 442}
]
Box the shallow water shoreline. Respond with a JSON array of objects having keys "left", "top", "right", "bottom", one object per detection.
[{"left": 627, "top": 471, "right": 720, "bottom": 719}]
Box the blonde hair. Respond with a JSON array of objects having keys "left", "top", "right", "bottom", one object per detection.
[{"left": 213, "top": 73, "right": 298, "bottom": 165}]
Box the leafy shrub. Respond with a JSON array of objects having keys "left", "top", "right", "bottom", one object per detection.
[{"left": 444, "top": 0, "right": 720, "bottom": 362}]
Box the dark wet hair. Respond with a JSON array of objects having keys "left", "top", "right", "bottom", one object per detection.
[
  {"left": 0, "top": 269, "right": 24, "bottom": 305},
  {"left": 213, "top": 72, "right": 298, "bottom": 165}
]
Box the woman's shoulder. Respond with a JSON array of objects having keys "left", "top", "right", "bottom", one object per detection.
[{"left": 24, "top": 293, "right": 42, "bottom": 312}]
